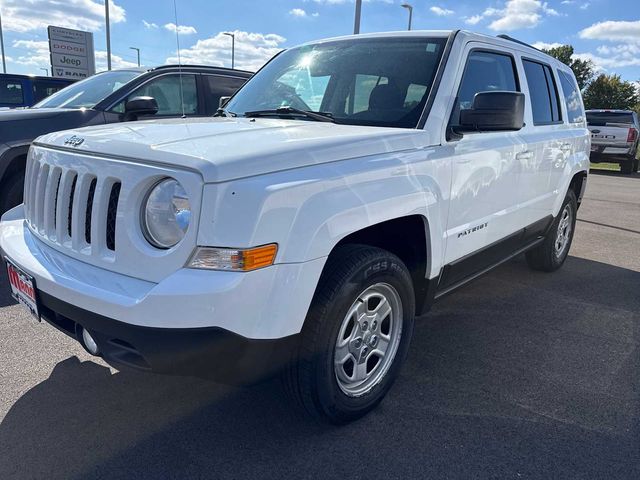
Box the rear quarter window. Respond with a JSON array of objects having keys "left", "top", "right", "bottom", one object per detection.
[{"left": 558, "top": 71, "right": 585, "bottom": 124}]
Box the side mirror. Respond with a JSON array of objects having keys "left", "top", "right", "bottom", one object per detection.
[
  {"left": 124, "top": 96, "right": 159, "bottom": 120},
  {"left": 219, "top": 96, "right": 231, "bottom": 109},
  {"left": 458, "top": 91, "right": 525, "bottom": 132}
]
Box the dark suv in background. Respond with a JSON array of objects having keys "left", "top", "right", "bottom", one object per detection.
[{"left": 0, "top": 65, "right": 252, "bottom": 213}]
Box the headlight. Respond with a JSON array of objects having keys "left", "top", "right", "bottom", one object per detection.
[{"left": 142, "top": 178, "right": 191, "bottom": 249}]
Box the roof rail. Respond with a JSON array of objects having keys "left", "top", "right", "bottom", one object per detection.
[{"left": 496, "top": 34, "right": 541, "bottom": 52}]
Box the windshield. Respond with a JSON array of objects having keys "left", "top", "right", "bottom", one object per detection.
[
  {"left": 586, "top": 112, "right": 634, "bottom": 126},
  {"left": 33, "top": 70, "right": 142, "bottom": 109},
  {"left": 225, "top": 37, "right": 447, "bottom": 128}
]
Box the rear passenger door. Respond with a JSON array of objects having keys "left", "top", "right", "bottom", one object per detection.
[
  {"left": 517, "top": 58, "right": 568, "bottom": 224},
  {"left": 442, "top": 46, "right": 526, "bottom": 271}
]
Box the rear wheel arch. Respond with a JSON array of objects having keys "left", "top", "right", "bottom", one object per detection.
[{"left": 568, "top": 170, "right": 588, "bottom": 209}]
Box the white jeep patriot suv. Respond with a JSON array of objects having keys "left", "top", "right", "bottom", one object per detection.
[{"left": 1, "top": 31, "right": 589, "bottom": 424}]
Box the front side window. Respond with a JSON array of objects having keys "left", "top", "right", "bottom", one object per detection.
[
  {"left": 450, "top": 51, "right": 518, "bottom": 128},
  {"left": 225, "top": 37, "right": 447, "bottom": 128},
  {"left": 114, "top": 74, "right": 198, "bottom": 116},
  {"left": 34, "top": 70, "right": 141, "bottom": 109},
  {"left": 0, "top": 80, "right": 24, "bottom": 105},
  {"left": 558, "top": 71, "right": 584, "bottom": 124},
  {"left": 523, "top": 60, "right": 562, "bottom": 125}
]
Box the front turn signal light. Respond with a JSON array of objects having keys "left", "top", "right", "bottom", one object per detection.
[{"left": 188, "top": 244, "right": 278, "bottom": 271}]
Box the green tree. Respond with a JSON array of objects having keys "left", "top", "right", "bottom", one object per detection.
[
  {"left": 542, "top": 45, "right": 594, "bottom": 89},
  {"left": 582, "top": 74, "right": 640, "bottom": 110}
]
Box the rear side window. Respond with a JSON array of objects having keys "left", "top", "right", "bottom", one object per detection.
[
  {"left": 558, "top": 71, "right": 584, "bottom": 124},
  {"left": 204, "top": 75, "right": 247, "bottom": 112},
  {"left": 32, "top": 80, "right": 68, "bottom": 104},
  {"left": 0, "top": 80, "right": 24, "bottom": 105},
  {"left": 586, "top": 112, "right": 634, "bottom": 126},
  {"left": 523, "top": 59, "right": 562, "bottom": 125},
  {"left": 451, "top": 51, "right": 519, "bottom": 127}
]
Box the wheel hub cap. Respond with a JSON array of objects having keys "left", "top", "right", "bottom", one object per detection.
[
  {"left": 555, "top": 204, "right": 573, "bottom": 258},
  {"left": 333, "top": 283, "right": 403, "bottom": 397}
]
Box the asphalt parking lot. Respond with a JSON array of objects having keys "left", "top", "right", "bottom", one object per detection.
[{"left": 0, "top": 171, "right": 639, "bottom": 480}]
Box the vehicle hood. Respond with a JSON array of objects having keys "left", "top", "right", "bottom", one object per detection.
[
  {"left": 0, "top": 108, "right": 100, "bottom": 144},
  {"left": 36, "top": 117, "right": 428, "bottom": 183}
]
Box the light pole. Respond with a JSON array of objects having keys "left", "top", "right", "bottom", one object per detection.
[
  {"left": 0, "top": 8, "right": 6, "bottom": 73},
  {"left": 129, "top": 47, "right": 140, "bottom": 67},
  {"left": 40, "top": 68, "right": 48, "bottom": 76},
  {"left": 354, "top": 0, "right": 362, "bottom": 34},
  {"left": 223, "top": 32, "right": 235, "bottom": 69},
  {"left": 401, "top": 3, "right": 413, "bottom": 31},
  {"left": 105, "top": 0, "right": 112, "bottom": 70}
]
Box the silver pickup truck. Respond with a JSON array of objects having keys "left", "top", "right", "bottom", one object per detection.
[{"left": 587, "top": 109, "right": 639, "bottom": 174}]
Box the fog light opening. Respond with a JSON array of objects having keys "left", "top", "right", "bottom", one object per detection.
[{"left": 81, "top": 328, "right": 100, "bottom": 356}]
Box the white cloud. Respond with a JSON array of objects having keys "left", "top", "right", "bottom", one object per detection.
[
  {"left": 489, "top": 0, "right": 543, "bottom": 31},
  {"left": 464, "top": 15, "right": 483, "bottom": 25},
  {"left": 11, "top": 40, "right": 50, "bottom": 67},
  {"left": 308, "top": 0, "right": 394, "bottom": 4},
  {"left": 166, "top": 31, "right": 286, "bottom": 72},
  {"left": 312, "top": 12, "right": 320, "bottom": 17},
  {"left": 430, "top": 6, "right": 454, "bottom": 16},
  {"left": 164, "top": 23, "right": 197, "bottom": 35},
  {"left": 532, "top": 41, "right": 563, "bottom": 50},
  {"left": 95, "top": 51, "right": 139, "bottom": 71},
  {"left": 580, "top": 2, "right": 590, "bottom": 9},
  {"left": 579, "top": 20, "right": 640, "bottom": 43},
  {"left": 1, "top": 0, "right": 125, "bottom": 33},
  {"left": 575, "top": 21, "right": 640, "bottom": 70},
  {"left": 143, "top": 20, "right": 158, "bottom": 29},
  {"left": 464, "top": 1, "right": 560, "bottom": 31}
]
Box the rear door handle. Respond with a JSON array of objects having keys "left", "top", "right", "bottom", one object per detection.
[{"left": 516, "top": 151, "right": 534, "bottom": 160}]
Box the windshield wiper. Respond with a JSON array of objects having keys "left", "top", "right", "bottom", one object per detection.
[{"left": 244, "top": 106, "right": 335, "bottom": 123}]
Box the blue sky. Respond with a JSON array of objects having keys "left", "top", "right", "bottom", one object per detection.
[{"left": 2, "top": 0, "right": 639, "bottom": 82}]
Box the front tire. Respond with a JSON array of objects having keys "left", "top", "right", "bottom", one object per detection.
[
  {"left": 284, "top": 245, "right": 415, "bottom": 424},
  {"left": 526, "top": 189, "right": 577, "bottom": 272}
]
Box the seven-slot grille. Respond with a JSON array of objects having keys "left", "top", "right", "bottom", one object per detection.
[{"left": 24, "top": 156, "right": 121, "bottom": 254}]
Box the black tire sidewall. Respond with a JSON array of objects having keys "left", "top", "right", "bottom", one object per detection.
[
  {"left": 550, "top": 190, "right": 578, "bottom": 269},
  {"left": 308, "top": 250, "right": 415, "bottom": 422}
]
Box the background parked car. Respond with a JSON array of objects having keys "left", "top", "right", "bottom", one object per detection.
[
  {"left": 587, "top": 109, "right": 639, "bottom": 174},
  {"left": 0, "top": 65, "right": 252, "bottom": 214},
  {"left": 0, "top": 74, "right": 74, "bottom": 109}
]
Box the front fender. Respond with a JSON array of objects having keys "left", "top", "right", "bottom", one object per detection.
[{"left": 197, "top": 148, "right": 449, "bottom": 278}]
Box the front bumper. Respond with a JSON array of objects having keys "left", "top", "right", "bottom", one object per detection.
[
  {"left": 1, "top": 206, "right": 326, "bottom": 381},
  {"left": 38, "top": 290, "right": 297, "bottom": 384}
]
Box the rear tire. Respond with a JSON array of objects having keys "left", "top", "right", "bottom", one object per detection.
[
  {"left": 0, "top": 172, "right": 25, "bottom": 216},
  {"left": 621, "top": 158, "right": 634, "bottom": 174},
  {"left": 633, "top": 158, "right": 639, "bottom": 173},
  {"left": 284, "top": 244, "right": 415, "bottom": 424},
  {"left": 526, "top": 189, "right": 577, "bottom": 272}
]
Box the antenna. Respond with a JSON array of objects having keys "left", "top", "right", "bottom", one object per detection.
[{"left": 173, "top": 0, "right": 186, "bottom": 118}]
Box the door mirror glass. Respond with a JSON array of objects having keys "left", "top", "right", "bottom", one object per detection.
[{"left": 459, "top": 91, "right": 525, "bottom": 132}]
